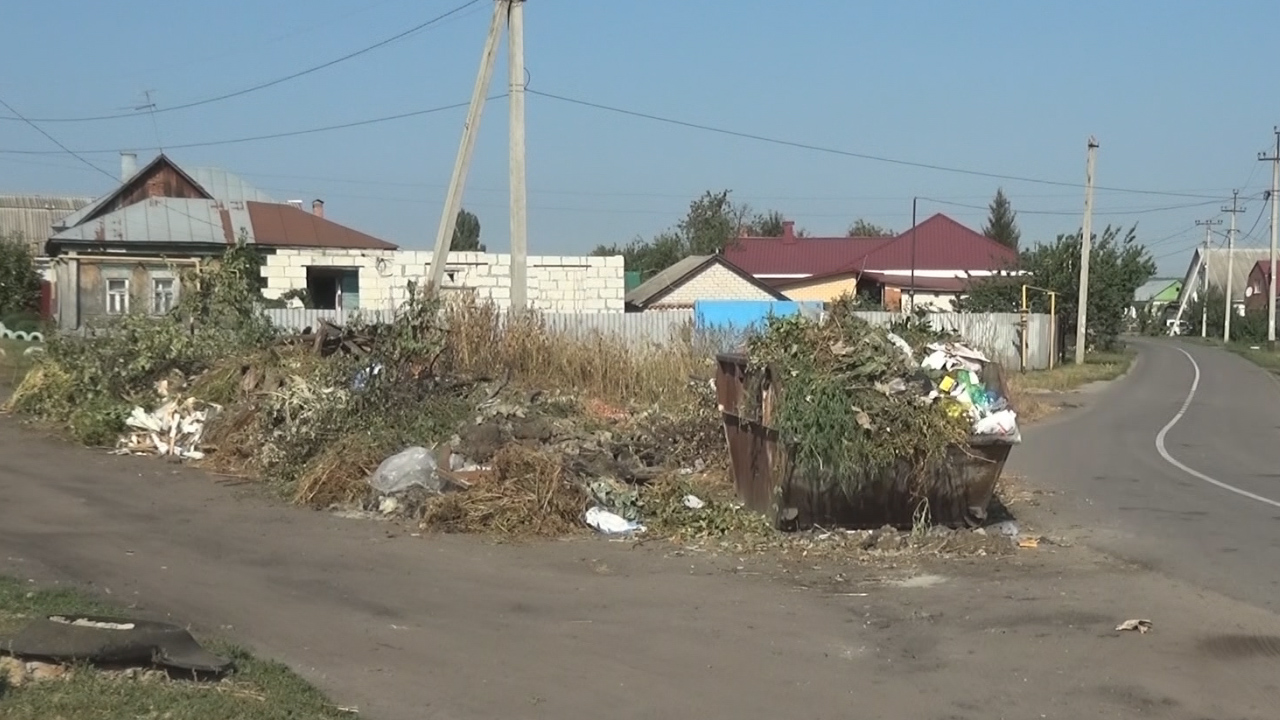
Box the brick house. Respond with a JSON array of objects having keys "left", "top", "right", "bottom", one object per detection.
[{"left": 623, "top": 254, "right": 787, "bottom": 311}]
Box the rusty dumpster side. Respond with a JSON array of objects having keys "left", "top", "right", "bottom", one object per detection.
[{"left": 714, "top": 353, "right": 1014, "bottom": 530}]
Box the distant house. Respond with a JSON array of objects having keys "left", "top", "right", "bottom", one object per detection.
[
  {"left": 1173, "top": 247, "right": 1271, "bottom": 319},
  {"left": 725, "top": 214, "right": 1017, "bottom": 310},
  {"left": 1243, "top": 260, "right": 1280, "bottom": 313},
  {"left": 47, "top": 153, "right": 397, "bottom": 330},
  {"left": 624, "top": 254, "right": 787, "bottom": 311},
  {"left": 0, "top": 195, "right": 94, "bottom": 257},
  {"left": 1130, "top": 278, "right": 1182, "bottom": 321}
]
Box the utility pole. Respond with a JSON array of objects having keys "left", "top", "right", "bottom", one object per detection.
[
  {"left": 1222, "top": 190, "right": 1245, "bottom": 342},
  {"left": 507, "top": 0, "right": 528, "bottom": 311},
  {"left": 1074, "top": 137, "right": 1098, "bottom": 365},
  {"left": 428, "top": 1, "right": 507, "bottom": 295},
  {"left": 1262, "top": 128, "right": 1280, "bottom": 344},
  {"left": 1195, "top": 218, "right": 1222, "bottom": 338}
]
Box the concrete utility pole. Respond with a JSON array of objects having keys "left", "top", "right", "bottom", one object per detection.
[
  {"left": 1074, "top": 137, "right": 1099, "bottom": 365},
  {"left": 507, "top": 0, "right": 528, "bottom": 311},
  {"left": 428, "top": 1, "right": 507, "bottom": 295},
  {"left": 1222, "top": 190, "right": 1245, "bottom": 342},
  {"left": 1195, "top": 218, "right": 1222, "bottom": 339},
  {"left": 1262, "top": 129, "right": 1280, "bottom": 344}
]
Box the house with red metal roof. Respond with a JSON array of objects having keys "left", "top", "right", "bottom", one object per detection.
[
  {"left": 46, "top": 153, "right": 398, "bottom": 329},
  {"left": 724, "top": 214, "right": 1018, "bottom": 310}
]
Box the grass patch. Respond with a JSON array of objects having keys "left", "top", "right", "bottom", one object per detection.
[
  {"left": 0, "top": 576, "right": 352, "bottom": 719},
  {"left": 1225, "top": 343, "right": 1280, "bottom": 374},
  {"left": 1009, "top": 349, "right": 1134, "bottom": 393}
]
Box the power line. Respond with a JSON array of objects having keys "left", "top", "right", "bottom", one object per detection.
[
  {"left": 528, "top": 89, "right": 1233, "bottom": 200},
  {"left": 0, "top": 97, "right": 497, "bottom": 155},
  {"left": 0, "top": 97, "right": 116, "bottom": 181},
  {"left": 919, "top": 196, "right": 1229, "bottom": 218},
  {"left": 0, "top": 0, "right": 484, "bottom": 123}
]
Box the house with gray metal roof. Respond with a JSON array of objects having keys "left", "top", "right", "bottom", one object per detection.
[
  {"left": 48, "top": 153, "right": 398, "bottom": 330},
  {"left": 624, "top": 254, "right": 788, "bottom": 311},
  {"left": 0, "top": 194, "right": 94, "bottom": 256}
]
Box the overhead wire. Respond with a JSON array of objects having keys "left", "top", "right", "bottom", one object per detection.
[
  {"left": 0, "top": 0, "right": 484, "bottom": 123},
  {"left": 0, "top": 97, "right": 501, "bottom": 155},
  {"left": 0, "top": 97, "right": 117, "bottom": 181},
  {"left": 527, "top": 89, "right": 1232, "bottom": 200}
]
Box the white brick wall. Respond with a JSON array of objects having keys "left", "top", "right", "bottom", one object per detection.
[
  {"left": 260, "top": 248, "right": 625, "bottom": 313},
  {"left": 652, "top": 263, "right": 780, "bottom": 307}
]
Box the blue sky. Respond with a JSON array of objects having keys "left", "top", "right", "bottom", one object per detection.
[{"left": 4, "top": 0, "right": 1279, "bottom": 276}]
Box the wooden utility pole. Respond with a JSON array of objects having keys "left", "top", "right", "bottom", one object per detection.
[
  {"left": 507, "top": 0, "right": 528, "bottom": 311},
  {"left": 1195, "top": 218, "right": 1222, "bottom": 338},
  {"left": 1222, "top": 190, "right": 1244, "bottom": 342},
  {"left": 1262, "top": 128, "right": 1280, "bottom": 344},
  {"left": 428, "top": 1, "right": 507, "bottom": 295},
  {"left": 1074, "top": 137, "right": 1098, "bottom": 365}
]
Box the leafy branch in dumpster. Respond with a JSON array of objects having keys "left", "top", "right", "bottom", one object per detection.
[{"left": 745, "top": 312, "right": 978, "bottom": 498}]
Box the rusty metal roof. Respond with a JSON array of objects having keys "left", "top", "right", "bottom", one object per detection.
[
  {"left": 0, "top": 194, "right": 95, "bottom": 253},
  {"left": 247, "top": 201, "right": 396, "bottom": 250}
]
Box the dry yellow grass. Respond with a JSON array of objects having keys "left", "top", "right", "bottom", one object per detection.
[{"left": 439, "top": 297, "right": 712, "bottom": 406}]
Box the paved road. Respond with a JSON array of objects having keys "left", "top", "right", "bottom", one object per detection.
[
  {"left": 1011, "top": 338, "right": 1280, "bottom": 613},
  {"left": 4, "top": 339, "right": 1280, "bottom": 719}
]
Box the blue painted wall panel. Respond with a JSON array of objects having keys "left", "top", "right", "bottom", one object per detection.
[{"left": 694, "top": 300, "right": 824, "bottom": 331}]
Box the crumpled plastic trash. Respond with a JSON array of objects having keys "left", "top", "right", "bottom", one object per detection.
[
  {"left": 885, "top": 332, "right": 915, "bottom": 362},
  {"left": 1116, "top": 619, "right": 1153, "bottom": 634},
  {"left": 116, "top": 397, "right": 220, "bottom": 460},
  {"left": 921, "top": 342, "right": 988, "bottom": 373},
  {"left": 988, "top": 520, "right": 1020, "bottom": 538},
  {"left": 682, "top": 494, "right": 705, "bottom": 510},
  {"left": 584, "top": 506, "right": 645, "bottom": 535},
  {"left": 352, "top": 363, "right": 384, "bottom": 392},
  {"left": 974, "top": 409, "right": 1019, "bottom": 436},
  {"left": 368, "top": 446, "right": 450, "bottom": 495}
]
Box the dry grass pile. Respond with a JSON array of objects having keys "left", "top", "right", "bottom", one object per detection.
[{"left": 421, "top": 445, "right": 588, "bottom": 536}]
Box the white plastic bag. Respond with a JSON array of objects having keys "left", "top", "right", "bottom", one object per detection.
[{"left": 368, "top": 446, "right": 448, "bottom": 495}]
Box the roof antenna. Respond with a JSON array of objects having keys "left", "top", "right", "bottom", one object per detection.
[{"left": 131, "top": 90, "right": 164, "bottom": 154}]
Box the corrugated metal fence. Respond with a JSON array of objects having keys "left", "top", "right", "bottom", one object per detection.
[
  {"left": 264, "top": 308, "right": 1055, "bottom": 369},
  {"left": 850, "top": 311, "right": 1056, "bottom": 370}
]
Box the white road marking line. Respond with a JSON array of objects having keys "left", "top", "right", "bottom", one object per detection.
[{"left": 1155, "top": 347, "right": 1280, "bottom": 509}]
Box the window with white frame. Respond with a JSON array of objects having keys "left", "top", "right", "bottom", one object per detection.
[
  {"left": 106, "top": 278, "right": 129, "bottom": 315},
  {"left": 153, "top": 277, "right": 176, "bottom": 314}
]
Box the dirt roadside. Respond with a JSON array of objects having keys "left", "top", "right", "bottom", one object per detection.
[{"left": 1, "top": 415, "right": 1277, "bottom": 720}]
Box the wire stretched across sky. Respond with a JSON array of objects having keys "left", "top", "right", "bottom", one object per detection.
[
  {"left": 0, "top": 0, "right": 483, "bottom": 123},
  {"left": 528, "top": 89, "right": 1241, "bottom": 201},
  {"left": 0, "top": 97, "right": 116, "bottom": 181}
]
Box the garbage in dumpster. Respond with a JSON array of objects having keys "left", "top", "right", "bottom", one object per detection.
[{"left": 719, "top": 312, "right": 1020, "bottom": 529}]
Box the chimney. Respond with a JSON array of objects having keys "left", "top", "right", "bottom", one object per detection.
[
  {"left": 120, "top": 152, "right": 137, "bottom": 182},
  {"left": 312, "top": 199, "right": 324, "bottom": 218},
  {"left": 287, "top": 199, "right": 304, "bottom": 210},
  {"left": 781, "top": 220, "right": 797, "bottom": 245}
]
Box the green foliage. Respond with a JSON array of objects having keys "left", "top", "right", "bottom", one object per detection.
[
  {"left": 590, "top": 190, "right": 790, "bottom": 276},
  {"left": 745, "top": 312, "right": 970, "bottom": 496},
  {"left": 0, "top": 232, "right": 42, "bottom": 317},
  {"left": 1186, "top": 286, "right": 1271, "bottom": 343},
  {"left": 847, "top": 219, "right": 894, "bottom": 237},
  {"left": 982, "top": 188, "right": 1021, "bottom": 251},
  {"left": 451, "top": 208, "right": 485, "bottom": 252},
  {"left": 278, "top": 288, "right": 314, "bottom": 308},
  {"left": 9, "top": 239, "right": 278, "bottom": 443},
  {"left": 960, "top": 224, "right": 1155, "bottom": 351}
]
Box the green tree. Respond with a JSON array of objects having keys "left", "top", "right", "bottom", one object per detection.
[
  {"left": 982, "top": 187, "right": 1021, "bottom": 251},
  {"left": 450, "top": 208, "right": 485, "bottom": 252},
  {"left": 0, "top": 232, "right": 43, "bottom": 317},
  {"left": 591, "top": 190, "right": 779, "bottom": 277},
  {"left": 959, "top": 224, "right": 1155, "bottom": 351},
  {"left": 847, "top": 219, "right": 893, "bottom": 237}
]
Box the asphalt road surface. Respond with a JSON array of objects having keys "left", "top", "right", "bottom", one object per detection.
[
  {"left": 3, "top": 338, "right": 1280, "bottom": 719},
  {"left": 1010, "top": 339, "right": 1280, "bottom": 615}
]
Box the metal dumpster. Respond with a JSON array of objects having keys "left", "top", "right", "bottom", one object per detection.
[{"left": 714, "top": 352, "right": 1015, "bottom": 530}]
